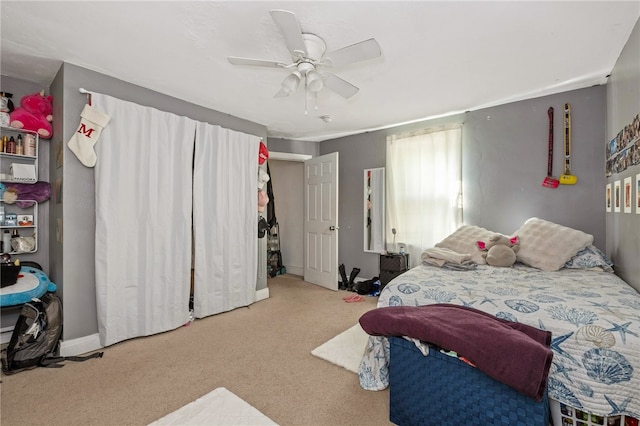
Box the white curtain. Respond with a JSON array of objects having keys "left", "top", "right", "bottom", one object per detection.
[
  {"left": 192, "top": 122, "right": 258, "bottom": 318},
  {"left": 368, "top": 169, "right": 385, "bottom": 252},
  {"left": 386, "top": 125, "right": 462, "bottom": 266},
  {"left": 93, "top": 93, "right": 197, "bottom": 347}
]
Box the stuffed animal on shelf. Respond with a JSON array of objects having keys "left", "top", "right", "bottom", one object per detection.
[
  {"left": 9, "top": 90, "right": 53, "bottom": 139},
  {"left": 1, "top": 181, "right": 51, "bottom": 208},
  {"left": 477, "top": 234, "right": 520, "bottom": 267}
]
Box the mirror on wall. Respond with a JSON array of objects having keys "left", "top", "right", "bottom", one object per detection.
[{"left": 364, "top": 167, "right": 385, "bottom": 253}]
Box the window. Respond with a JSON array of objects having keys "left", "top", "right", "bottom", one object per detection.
[{"left": 386, "top": 125, "right": 462, "bottom": 266}]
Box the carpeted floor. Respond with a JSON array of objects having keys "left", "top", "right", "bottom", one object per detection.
[{"left": 1, "top": 274, "right": 391, "bottom": 426}]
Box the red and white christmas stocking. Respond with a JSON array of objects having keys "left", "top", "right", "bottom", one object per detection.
[{"left": 67, "top": 104, "right": 111, "bottom": 167}]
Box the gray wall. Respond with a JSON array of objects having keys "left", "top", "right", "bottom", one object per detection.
[
  {"left": 464, "top": 87, "right": 606, "bottom": 242},
  {"left": 267, "top": 138, "right": 319, "bottom": 157},
  {"left": 606, "top": 18, "right": 640, "bottom": 291},
  {"left": 320, "top": 86, "right": 607, "bottom": 279},
  {"left": 50, "top": 63, "right": 268, "bottom": 342}
]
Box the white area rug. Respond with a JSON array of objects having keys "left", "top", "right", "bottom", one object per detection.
[
  {"left": 311, "top": 323, "right": 369, "bottom": 374},
  {"left": 148, "top": 387, "right": 278, "bottom": 426}
]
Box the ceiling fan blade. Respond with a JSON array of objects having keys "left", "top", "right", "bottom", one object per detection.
[
  {"left": 322, "top": 73, "right": 359, "bottom": 99},
  {"left": 324, "top": 38, "right": 382, "bottom": 67},
  {"left": 269, "top": 10, "right": 307, "bottom": 58},
  {"left": 227, "top": 57, "right": 287, "bottom": 68}
]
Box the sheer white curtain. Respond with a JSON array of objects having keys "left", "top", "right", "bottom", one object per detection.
[
  {"left": 93, "top": 93, "right": 196, "bottom": 347},
  {"left": 386, "top": 125, "right": 462, "bottom": 266},
  {"left": 192, "top": 122, "right": 259, "bottom": 318},
  {"left": 369, "top": 169, "right": 385, "bottom": 252}
]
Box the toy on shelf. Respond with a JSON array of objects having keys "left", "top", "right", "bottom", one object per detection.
[
  {"left": 1, "top": 181, "right": 51, "bottom": 208},
  {"left": 9, "top": 90, "right": 53, "bottom": 139}
]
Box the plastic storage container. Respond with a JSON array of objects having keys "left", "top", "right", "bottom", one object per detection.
[{"left": 550, "top": 399, "right": 639, "bottom": 426}]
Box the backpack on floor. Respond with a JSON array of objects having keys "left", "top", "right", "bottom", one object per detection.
[
  {"left": 356, "top": 277, "right": 381, "bottom": 296},
  {"left": 1, "top": 293, "right": 102, "bottom": 375}
]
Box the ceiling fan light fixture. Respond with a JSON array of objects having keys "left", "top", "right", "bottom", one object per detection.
[
  {"left": 230, "top": 10, "right": 380, "bottom": 106},
  {"left": 306, "top": 70, "right": 324, "bottom": 92},
  {"left": 280, "top": 71, "right": 302, "bottom": 95}
]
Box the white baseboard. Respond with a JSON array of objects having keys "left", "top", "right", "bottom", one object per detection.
[
  {"left": 285, "top": 265, "right": 303, "bottom": 276},
  {"left": 60, "top": 333, "right": 103, "bottom": 357},
  {"left": 60, "top": 288, "right": 270, "bottom": 357},
  {"left": 1, "top": 325, "right": 14, "bottom": 345},
  {"left": 256, "top": 287, "right": 269, "bottom": 302}
]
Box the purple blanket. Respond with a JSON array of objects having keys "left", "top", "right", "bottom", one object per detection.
[{"left": 359, "top": 304, "right": 552, "bottom": 401}]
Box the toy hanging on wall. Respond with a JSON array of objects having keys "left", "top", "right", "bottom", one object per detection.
[
  {"left": 9, "top": 91, "right": 53, "bottom": 139},
  {"left": 258, "top": 140, "right": 269, "bottom": 165}
]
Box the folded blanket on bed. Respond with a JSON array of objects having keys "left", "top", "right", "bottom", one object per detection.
[
  {"left": 359, "top": 304, "right": 553, "bottom": 401},
  {"left": 421, "top": 247, "right": 477, "bottom": 270}
]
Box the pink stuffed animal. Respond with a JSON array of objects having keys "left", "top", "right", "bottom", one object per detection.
[{"left": 9, "top": 91, "right": 53, "bottom": 139}]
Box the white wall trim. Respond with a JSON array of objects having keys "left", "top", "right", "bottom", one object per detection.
[
  {"left": 269, "top": 151, "right": 312, "bottom": 162},
  {"left": 256, "top": 287, "right": 270, "bottom": 302},
  {"left": 60, "top": 333, "right": 103, "bottom": 357},
  {"left": 285, "top": 265, "right": 303, "bottom": 276},
  {"left": 1, "top": 325, "right": 15, "bottom": 345},
  {"left": 60, "top": 288, "right": 270, "bottom": 357}
]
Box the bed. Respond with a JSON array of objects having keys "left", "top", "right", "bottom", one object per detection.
[{"left": 358, "top": 219, "right": 640, "bottom": 421}]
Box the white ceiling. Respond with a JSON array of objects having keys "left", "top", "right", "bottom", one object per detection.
[{"left": 1, "top": 1, "right": 638, "bottom": 142}]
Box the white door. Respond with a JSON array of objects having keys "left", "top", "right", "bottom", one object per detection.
[{"left": 304, "top": 152, "right": 339, "bottom": 290}]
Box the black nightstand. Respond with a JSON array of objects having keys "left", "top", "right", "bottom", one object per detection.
[{"left": 379, "top": 253, "right": 409, "bottom": 287}]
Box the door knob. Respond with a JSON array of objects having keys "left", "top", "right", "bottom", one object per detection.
[{"left": 329, "top": 226, "right": 340, "bottom": 231}]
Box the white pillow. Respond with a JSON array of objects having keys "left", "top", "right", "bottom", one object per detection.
[
  {"left": 515, "top": 218, "right": 594, "bottom": 271},
  {"left": 434, "top": 225, "right": 497, "bottom": 265}
]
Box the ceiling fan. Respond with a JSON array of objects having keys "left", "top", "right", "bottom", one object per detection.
[{"left": 228, "top": 10, "right": 382, "bottom": 113}]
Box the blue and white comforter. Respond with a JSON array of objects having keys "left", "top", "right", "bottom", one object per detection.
[{"left": 359, "top": 264, "right": 640, "bottom": 418}]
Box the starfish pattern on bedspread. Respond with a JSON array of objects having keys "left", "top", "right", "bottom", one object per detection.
[
  {"left": 362, "top": 264, "right": 640, "bottom": 418},
  {"left": 604, "top": 394, "right": 634, "bottom": 416},
  {"left": 605, "top": 320, "right": 638, "bottom": 344}
]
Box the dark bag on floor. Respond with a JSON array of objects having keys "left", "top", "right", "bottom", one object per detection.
[
  {"left": 1, "top": 293, "right": 102, "bottom": 375},
  {"left": 356, "top": 277, "right": 381, "bottom": 295}
]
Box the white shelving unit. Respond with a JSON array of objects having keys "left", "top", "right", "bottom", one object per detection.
[
  {"left": 0, "top": 126, "right": 39, "bottom": 183},
  {"left": 0, "top": 200, "right": 38, "bottom": 254},
  {"left": 1, "top": 126, "right": 40, "bottom": 255}
]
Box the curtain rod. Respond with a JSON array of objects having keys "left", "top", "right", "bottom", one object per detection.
[{"left": 78, "top": 87, "right": 92, "bottom": 105}]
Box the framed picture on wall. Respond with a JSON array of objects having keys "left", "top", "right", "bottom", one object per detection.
[
  {"left": 606, "top": 183, "right": 612, "bottom": 212},
  {"left": 614, "top": 180, "right": 621, "bottom": 212},
  {"left": 636, "top": 173, "right": 640, "bottom": 214},
  {"left": 624, "top": 177, "right": 632, "bottom": 213}
]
